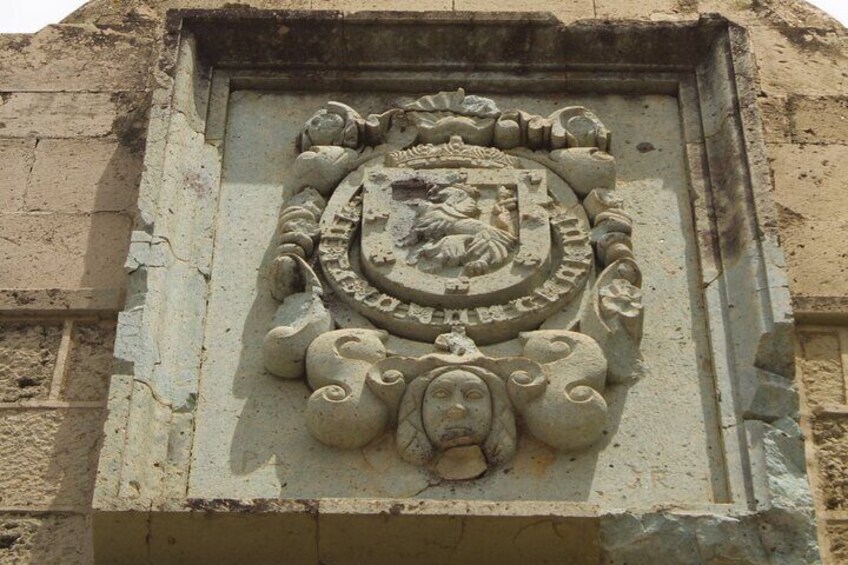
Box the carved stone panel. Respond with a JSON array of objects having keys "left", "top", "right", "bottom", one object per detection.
[
  {"left": 96, "top": 15, "right": 816, "bottom": 562},
  {"left": 180, "top": 86, "right": 726, "bottom": 508},
  {"left": 259, "top": 90, "right": 644, "bottom": 479}
]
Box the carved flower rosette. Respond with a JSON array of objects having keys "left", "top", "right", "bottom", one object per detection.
[{"left": 263, "top": 89, "right": 646, "bottom": 480}]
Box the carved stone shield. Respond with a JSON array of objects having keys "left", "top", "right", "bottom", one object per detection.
[
  {"left": 360, "top": 167, "right": 552, "bottom": 309},
  {"left": 318, "top": 138, "right": 595, "bottom": 344}
]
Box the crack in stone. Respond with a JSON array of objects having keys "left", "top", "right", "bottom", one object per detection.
[
  {"left": 703, "top": 270, "right": 724, "bottom": 289},
  {"left": 133, "top": 376, "right": 172, "bottom": 410}
]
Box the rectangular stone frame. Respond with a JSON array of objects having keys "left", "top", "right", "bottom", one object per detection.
[{"left": 93, "top": 11, "right": 814, "bottom": 563}]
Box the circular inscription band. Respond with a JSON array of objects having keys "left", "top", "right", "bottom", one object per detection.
[{"left": 318, "top": 188, "right": 593, "bottom": 345}]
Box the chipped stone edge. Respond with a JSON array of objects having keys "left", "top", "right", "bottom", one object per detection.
[{"left": 94, "top": 29, "right": 220, "bottom": 513}]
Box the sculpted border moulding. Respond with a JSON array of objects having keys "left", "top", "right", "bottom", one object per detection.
[{"left": 91, "top": 11, "right": 816, "bottom": 563}]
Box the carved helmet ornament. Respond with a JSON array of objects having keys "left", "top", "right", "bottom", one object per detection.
[{"left": 263, "top": 90, "right": 645, "bottom": 480}]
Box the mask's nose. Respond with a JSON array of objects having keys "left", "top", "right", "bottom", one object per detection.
[{"left": 446, "top": 403, "right": 467, "bottom": 419}]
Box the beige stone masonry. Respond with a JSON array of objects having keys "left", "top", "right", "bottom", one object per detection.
[
  {"left": 797, "top": 325, "right": 848, "bottom": 564},
  {"left": 594, "top": 0, "right": 697, "bottom": 20},
  {"left": 0, "top": 93, "right": 119, "bottom": 139},
  {"left": 0, "top": 513, "right": 92, "bottom": 564},
  {"left": 0, "top": 324, "right": 63, "bottom": 404},
  {"left": 799, "top": 330, "right": 847, "bottom": 407},
  {"left": 758, "top": 95, "right": 793, "bottom": 143},
  {"left": 0, "top": 409, "right": 104, "bottom": 510},
  {"left": 772, "top": 144, "right": 848, "bottom": 222},
  {"left": 0, "top": 289, "right": 124, "bottom": 315},
  {"left": 771, "top": 143, "right": 848, "bottom": 299},
  {"left": 0, "top": 25, "right": 154, "bottom": 93},
  {"left": 699, "top": 0, "right": 846, "bottom": 29},
  {"left": 792, "top": 96, "right": 848, "bottom": 144},
  {"left": 748, "top": 25, "right": 848, "bottom": 97},
  {"left": 0, "top": 318, "right": 112, "bottom": 564},
  {"left": 813, "top": 414, "right": 848, "bottom": 512},
  {"left": 454, "top": 0, "right": 593, "bottom": 19},
  {"left": 28, "top": 140, "right": 141, "bottom": 214},
  {"left": 781, "top": 220, "right": 848, "bottom": 298},
  {"left": 316, "top": 501, "right": 599, "bottom": 564},
  {"left": 826, "top": 522, "right": 848, "bottom": 563},
  {"left": 0, "top": 139, "right": 35, "bottom": 213},
  {"left": 0, "top": 213, "right": 131, "bottom": 291},
  {"left": 61, "top": 322, "right": 116, "bottom": 402}
]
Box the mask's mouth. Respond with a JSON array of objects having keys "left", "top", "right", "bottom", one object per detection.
[{"left": 439, "top": 427, "right": 476, "bottom": 447}]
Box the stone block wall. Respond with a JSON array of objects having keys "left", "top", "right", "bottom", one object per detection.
[
  {"left": 0, "top": 321, "right": 114, "bottom": 563},
  {"left": 0, "top": 21, "right": 145, "bottom": 565},
  {"left": 798, "top": 327, "right": 848, "bottom": 563},
  {"left": 0, "top": 0, "right": 845, "bottom": 562}
]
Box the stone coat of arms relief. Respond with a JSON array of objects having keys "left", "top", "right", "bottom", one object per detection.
[{"left": 263, "top": 89, "right": 645, "bottom": 481}]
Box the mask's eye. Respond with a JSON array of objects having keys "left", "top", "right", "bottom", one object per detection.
[
  {"left": 431, "top": 388, "right": 450, "bottom": 399},
  {"left": 464, "top": 389, "right": 484, "bottom": 401}
]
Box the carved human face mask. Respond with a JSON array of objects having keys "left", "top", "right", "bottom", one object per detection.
[{"left": 422, "top": 370, "right": 493, "bottom": 450}]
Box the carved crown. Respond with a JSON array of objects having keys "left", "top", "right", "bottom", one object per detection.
[{"left": 386, "top": 135, "right": 520, "bottom": 170}]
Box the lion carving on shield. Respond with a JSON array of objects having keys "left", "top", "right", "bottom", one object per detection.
[{"left": 405, "top": 182, "right": 518, "bottom": 277}]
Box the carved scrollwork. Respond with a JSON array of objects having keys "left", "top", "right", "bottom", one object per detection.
[
  {"left": 303, "top": 329, "right": 390, "bottom": 449},
  {"left": 263, "top": 89, "right": 647, "bottom": 480},
  {"left": 263, "top": 256, "right": 330, "bottom": 380},
  {"left": 516, "top": 331, "right": 609, "bottom": 451},
  {"left": 298, "top": 102, "right": 361, "bottom": 152}
]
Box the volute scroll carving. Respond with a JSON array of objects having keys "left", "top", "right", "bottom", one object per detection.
[{"left": 263, "top": 89, "right": 646, "bottom": 479}]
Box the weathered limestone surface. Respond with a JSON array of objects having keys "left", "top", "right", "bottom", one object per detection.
[
  {"left": 796, "top": 326, "right": 848, "bottom": 564},
  {"left": 772, "top": 144, "right": 848, "bottom": 223},
  {"left": 314, "top": 0, "right": 448, "bottom": 10},
  {"left": 0, "top": 213, "right": 131, "bottom": 290},
  {"left": 772, "top": 143, "right": 848, "bottom": 301},
  {"left": 0, "top": 93, "right": 119, "bottom": 139},
  {"left": 594, "top": 0, "right": 697, "bottom": 20},
  {"left": 28, "top": 140, "right": 141, "bottom": 213},
  {"left": 0, "top": 409, "right": 104, "bottom": 509},
  {"left": 792, "top": 96, "right": 848, "bottom": 144},
  {"left": 0, "top": 139, "right": 35, "bottom": 212},
  {"left": 315, "top": 501, "right": 600, "bottom": 565},
  {"left": 62, "top": 323, "right": 116, "bottom": 402},
  {"left": 798, "top": 331, "right": 846, "bottom": 407},
  {"left": 758, "top": 95, "right": 793, "bottom": 143},
  {"left": 453, "top": 0, "right": 593, "bottom": 20},
  {"left": 748, "top": 25, "right": 848, "bottom": 97},
  {"left": 0, "top": 25, "right": 154, "bottom": 92},
  {"left": 0, "top": 324, "right": 62, "bottom": 403},
  {"left": 0, "top": 320, "right": 110, "bottom": 563},
  {"left": 0, "top": 513, "right": 92, "bottom": 565},
  {"left": 0, "top": 0, "right": 844, "bottom": 563},
  {"left": 826, "top": 522, "right": 848, "bottom": 563},
  {"left": 780, "top": 221, "right": 848, "bottom": 301},
  {"left": 813, "top": 415, "right": 848, "bottom": 512},
  {"left": 736, "top": 0, "right": 848, "bottom": 29}
]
